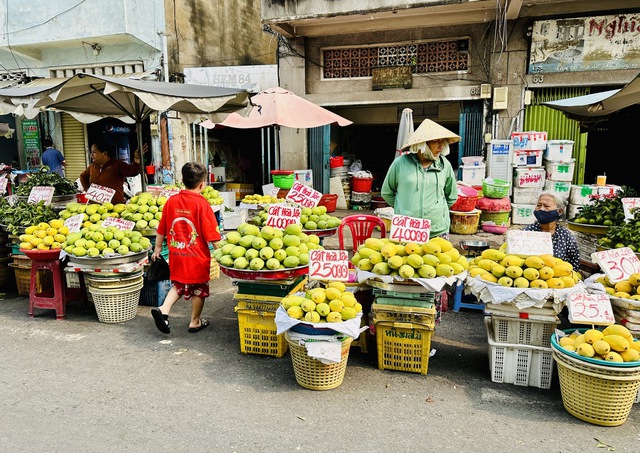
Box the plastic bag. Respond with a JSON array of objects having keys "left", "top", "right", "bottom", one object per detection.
[
  {"left": 147, "top": 255, "right": 170, "bottom": 282},
  {"left": 349, "top": 159, "right": 362, "bottom": 172}
]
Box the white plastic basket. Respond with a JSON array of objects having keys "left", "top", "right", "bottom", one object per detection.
[
  {"left": 88, "top": 281, "right": 143, "bottom": 323},
  {"left": 485, "top": 317, "right": 555, "bottom": 389},
  {"left": 488, "top": 315, "right": 559, "bottom": 347}
]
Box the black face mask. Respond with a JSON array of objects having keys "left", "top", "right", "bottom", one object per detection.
[{"left": 534, "top": 209, "right": 561, "bottom": 224}]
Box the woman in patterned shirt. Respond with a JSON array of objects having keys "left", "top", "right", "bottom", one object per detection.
[{"left": 523, "top": 191, "right": 580, "bottom": 270}]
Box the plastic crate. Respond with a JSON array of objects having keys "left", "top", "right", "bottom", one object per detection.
[
  {"left": 372, "top": 303, "right": 436, "bottom": 328},
  {"left": 375, "top": 321, "right": 434, "bottom": 375},
  {"left": 235, "top": 276, "right": 306, "bottom": 297},
  {"left": 372, "top": 287, "right": 435, "bottom": 300},
  {"left": 234, "top": 308, "right": 288, "bottom": 357},
  {"left": 372, "top": 293, "right": 436, "bottom": 308},
  {"left": 234, "top": 277, "right": 308, "bottom": 311},
  {"left": 489, "top": 315, "right": 559, "bottom": 347},
  {"left": 139, "top": 279, "right": 172, "bottom": 307},
  {"left": 485, "top": 317, "right": 554, "bottom": 389}
]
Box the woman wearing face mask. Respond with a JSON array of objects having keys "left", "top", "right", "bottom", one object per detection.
[
  {"left": 381, "top": 119, "right": 459, "bottom": 239},
  {"left": 523, "top": 191, "right": 580, "bottom": 270}
]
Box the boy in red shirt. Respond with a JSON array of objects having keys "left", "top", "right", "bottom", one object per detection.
[{"left": 150, "top": 162, "right": 221, "bottom": 334}]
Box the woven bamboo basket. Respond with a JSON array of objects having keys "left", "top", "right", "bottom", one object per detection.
[
  {"left": 552, "top": 346, "right": 640, "bottom": 426},
  {"left": 285, "top": 332, "right": 353, "bottom": 390}
]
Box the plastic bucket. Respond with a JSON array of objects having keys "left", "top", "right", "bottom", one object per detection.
[
  {"left": 271, "top": 170, "right": 295, "bottom": 189},
  {"left": 318, "top": 194, "right": 338, "bottom": 213},
  {"left": 145, "top": 165, "right": 155, "bottom": 175},
  {"left": 352, "top": 177, "right": 373, "bottom": 193},
  {"left": 330, "top": 156, "right": 344, "bottom": 168},
  {"left": 449, "top": 209, "right": 480, "bottom": 234},
  {"left": 480, "top": 210, "right": 511, "bottom": 227}
]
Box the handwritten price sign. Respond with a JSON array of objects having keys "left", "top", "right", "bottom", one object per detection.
[
  {"left": 265, "top": 203, "right": 301, "bottom": 229},
  {"left": 159, "top": 188, "right": 180, "bottom": 199},
  {"left": 390, "top": 214, "right": 431, "bottom": 243},
  {"left": 309, "top": 249, "right": 349, "bottom": 281},
  {"left": 622, "top": 197, "right": 640, "bottom": 221},
  {"left": 64, "top": 214, "right": 84, "bottom": 234},
  {"left": 267, "top": 186, "right": 280, "bottom": 198},
  {"left": 592, "top": 247, "right": 640, "bottom": 283},
  {"left": 101, "top": 217, "right": 135, "bottom": 231},
  {"left": 568, "top": 292, "right": 615, "bottom": 326},
  {"left": 27, "top": 186, "right": 55, "bottom": 205},
  {"left": 0, "top": 175, "right": 7, "bottom": 195},
  {"left": 506, "top": 230, "right": 553, "bottom": 256},
  {"left": 85, "top": 183, "right": 115, "bottom": 204},
  {"left": 285, "top": 181, "right": 322, "bottom": 208}
]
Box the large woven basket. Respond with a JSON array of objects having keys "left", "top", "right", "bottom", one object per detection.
[
  {"left": 285, "top": 332, "right": 353, "bottom": 390},
  {"left": 85, "top": 271, "right": 144, "bottom": 289},
  {"left": 552, "top": 346, "right": 640, "bottom": 426},
  {"left": 88, "top": 280, "right": 144, "bottom": 323}
]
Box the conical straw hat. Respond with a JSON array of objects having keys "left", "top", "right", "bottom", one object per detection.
[{"left": 402, "top": 118, "right": 461, "bottom": 149}]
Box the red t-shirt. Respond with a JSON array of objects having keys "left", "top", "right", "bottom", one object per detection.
[{"left": 157, "top": 190, "right": 221, "bottom": 284}]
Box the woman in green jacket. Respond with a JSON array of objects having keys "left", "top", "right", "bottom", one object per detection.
[{"left": 381, "top": 118, "right": 460, "bottom": 238}]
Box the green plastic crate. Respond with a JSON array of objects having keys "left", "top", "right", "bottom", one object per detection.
[
  {"left": 372, "top": 288, "right": 436, "bottom": 301},
  {"left": 235, "top": 275, "right": 306, "bottom": 297},
  {"left": 373, "top": 296, "right": 436, "bottom": 308}
]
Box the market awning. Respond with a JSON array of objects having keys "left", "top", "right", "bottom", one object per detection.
[{"left": 543, "top": 72, "right": 640, "bottom": 121}]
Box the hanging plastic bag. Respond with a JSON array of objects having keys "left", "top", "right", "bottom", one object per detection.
[
  {"left": 147, "top": 255, "right": 170, "bottom": 281},
  {"left": 349, "top": 159, "right": 362, "bottom": 172}
]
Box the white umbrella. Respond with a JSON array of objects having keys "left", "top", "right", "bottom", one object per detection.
[{"left": 395, "top": 108, "right": 414, "bottom": 159}]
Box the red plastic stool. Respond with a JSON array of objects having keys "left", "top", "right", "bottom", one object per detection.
[{"left": 28, "top": 259, "right": 88, "bottom": 320}]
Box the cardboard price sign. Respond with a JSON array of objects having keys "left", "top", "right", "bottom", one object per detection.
[
  {"left": 622, "top": 197, "right": 640, "bottom": 221},
  {"left": 592, "top": 247, "right": 640, "bottom": 283},
  {"left": 285, "top": 181, "right": 322, "bottom": 208},
  {"left": 267, "top": 186, "right": 280, "bottom": 198},
  {"left": 567, "top": 292, "right": 615, "bottom": 326},
  {"left": 27, "top": 186, "right": 55, "bottom": 205},
  {"left": 85, "top": 183, "right": 115, "bottom": 204},
  {"left": 308, "top": 249, "right": 349, "bottom": 281},
  {"left": 389, "top": 214, "right": 431, "bottom": 243},
  {"left": 0, "top": 175, "right": 7, "bottom": 195},
  {"left": 101, "top": 217, "right": 135, "bottom": 231},
  {"left": 265, "top": 203, "right": 301, "bottom": 229},
  {"left": 506, "top": 230, "right": 554, "bottom": 256},
  {"left": 64, "top": 214, "right": 84, "bottom": 234},
  {"left": 159, "top": 188, "right": 180, "bottom": 199}
]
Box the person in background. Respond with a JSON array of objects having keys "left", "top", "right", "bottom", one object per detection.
[
  {"left": 150, "top": 162, "right": 221, "bottom": 335},
  {"left": 381, "top": 118, "right": 459, "bottom": 239},
  {"left": 41, "top": 138, "right": 66, "bottom": 176},
  {"left": 380, "top": 118, "right": 460, "bottom": 322},
  {"left": 79, "top": 140, "right": 143, "bottom": 204},
  {"left": 524, "top": 191, "right": 580, "bottom": 271}
]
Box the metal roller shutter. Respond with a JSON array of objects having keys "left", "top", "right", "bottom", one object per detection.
[{"left": 61, "top": 113, "right": 87, "bottom": 182}]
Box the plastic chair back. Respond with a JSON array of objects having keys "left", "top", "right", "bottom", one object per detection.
[{"left": 338, "top": 214, "right": 387, "bottom": 254}]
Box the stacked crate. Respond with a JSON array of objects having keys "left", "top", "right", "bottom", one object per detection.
[
  {"left": 511, "top": 131, "right": 547, "bottom": 225},
  {"left": 232, "top": 276, "right": 307, "bottom": 358},
  {"left": 483, "top": 302, "right": 559, "bottom": 389},
  {"left": 371, "top": 287, "right": 436, "bottom": 375}
]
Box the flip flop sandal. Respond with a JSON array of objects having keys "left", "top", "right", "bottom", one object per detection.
[
  {"left": 151, "top": 308, "right": 170, "bottom": 334},
  {"left": 188, "top": 319, "right": 210, "bottom": 333}
]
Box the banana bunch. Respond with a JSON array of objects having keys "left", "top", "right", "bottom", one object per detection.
[
  {"left": 353, "top": 236, "right": 468, "bottom": 279},
  {"left": 468, "top": 247, "right": 580, "bottom": 289},
  {"left": 557, "top": 324, "right": 640, "bottom": 363}
]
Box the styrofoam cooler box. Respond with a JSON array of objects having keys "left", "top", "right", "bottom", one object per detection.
[
  {"left": 486, "top": 140, "right": 513, "bottom": 181},
  {"left": 512, "top": 187, "right": 541, "bottom": 204},
  {"left": 511, "top": 203, "right": 536, "bottom": 225},
  {"left": 545, "top": 140, "right": 574, "bottom": 162},
  {"left": 460, "top": 164, "right": 486, "bottom": 186},
  {"left": 222, "top": 207, "right": 248, "bottom": 231},
  {"left": 569, "top": 184, "right": 596, "bottom": 205},
  {"left": 567, "top": 203, "right": 583, "bottom": 220},
  {"left": 593, "top": 184, "right": 622, "bottom": 199},
  {"left": 544, "top": 180, "right": 571, "bottom": 199},
  {"left": 513, "top": 166, "right": 546, "bottom": 188},
  {"left": 512, "top": 149, "right": 543, "bottom": 167},
  {"left": 511, "top": 131, "right": 547, "bottom": 151},
  {"left": 294, "top": 169, "right": 313, "bottom": 187},
  {"left": 544, "top": 158, "right": 575, "bottom": 182}
]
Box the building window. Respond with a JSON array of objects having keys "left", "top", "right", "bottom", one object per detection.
[
  {"left": 322, "top": 39, "right": 469, "bottom": 79},
  {"left": 49, "top": 63, "right": 145, "bottom": 78}
]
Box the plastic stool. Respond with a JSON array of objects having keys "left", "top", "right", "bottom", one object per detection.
[
  {"left": 452, "top": 281, "right": 484, "bottom": 313},
  {"left": 28, "top": 259, "right": 88, "bottom": 320}
]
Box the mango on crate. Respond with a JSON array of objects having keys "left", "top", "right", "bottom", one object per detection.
[{"left": 281, "top": 284, "right": 362, "bottom": 324}]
